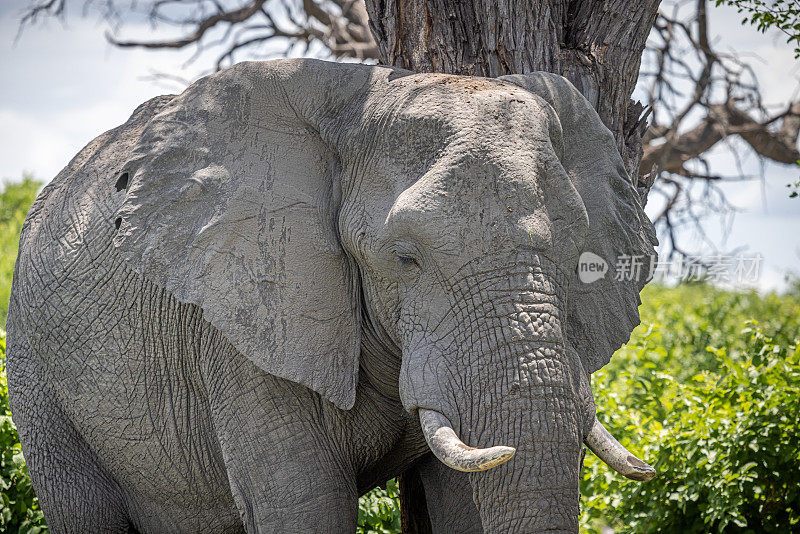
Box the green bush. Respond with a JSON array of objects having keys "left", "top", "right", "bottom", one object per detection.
[
  {"left": 618, "top": 283, "right": 800, "bottom": 380},
  {"left": 581, "top": 285, "right": 800, "bottom": 533},
  {"left": 0, "top": 331, "right": 47, "bottom": 533},
  {"left": 0, "top": 177, "right": 47, "bottom": 531},
  {"left": 0, "top": 176, "right": 42, "bottom": 329},
  {"left": 358, "top": 478, "right": 402, "bottom": 534}
]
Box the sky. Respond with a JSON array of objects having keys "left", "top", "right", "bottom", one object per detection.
[{"left": 0, "top": 0, "right": 798, "bottom": 291}]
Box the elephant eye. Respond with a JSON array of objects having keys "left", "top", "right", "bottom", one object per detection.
[
  {"left": 397, "top": 254, "right": 420, "bottom": 268},
  {"left": 390, "top": 243, "right": 422, "bottom": 274}
]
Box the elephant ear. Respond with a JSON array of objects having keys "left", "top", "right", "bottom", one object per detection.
[
  {"left": 114, "top": 59, "right": 385, "bottom": 409},
  {"left": 500, "top": 73, "right": 657, "bottom": 374}
]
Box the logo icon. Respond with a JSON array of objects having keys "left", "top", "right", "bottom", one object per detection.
[{"left": 577, "top": 251, "right": 608, "bottom": 284}]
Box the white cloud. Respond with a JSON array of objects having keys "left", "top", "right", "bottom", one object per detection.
[
  {"left": 0, "top": 107, "right": 73, "bottom": 179},
  {"left": 0, "top": 14, "right": 205, "bottom": 182}
]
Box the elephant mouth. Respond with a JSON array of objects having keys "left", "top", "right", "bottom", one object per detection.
[{"left": 418, "top": 407, "right": 655, "bottom": 481}]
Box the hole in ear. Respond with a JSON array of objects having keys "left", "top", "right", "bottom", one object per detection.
[
  {"left": 115, "top": 217, "right": 122, "bottom": 230},
  {"left": 115, "top": 172, "right": 129, "bottom": 192}
]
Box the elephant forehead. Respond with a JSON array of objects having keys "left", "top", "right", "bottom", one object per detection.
[
  {"left": 394, "top": 151, "right": 547, "bottom": 211},
  {"left": 384, "top": 154, "right": 554, "bottom": 253},
  {"left": 366, "top": 75, "right": 562, "bottom": 161},
  {"left": 388, "top": 72, "right": 533, "bottom": 103}
]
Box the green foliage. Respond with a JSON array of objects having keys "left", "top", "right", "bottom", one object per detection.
[
  {"left": 0, "top": 176, "right": 42, "bottom": 328},
  {"left": 358, "top": 479, "right": 402, "bottom": 533},
  {"left": 612, "top": 283, "right": 800, "bottom": 382},
  {"left": 0, "top": 177, "right": 48, "bottom": 530},
  {"left": 715, "top": 0, "right": 800, "bottom": 57},
  {"left": 0, "top": 331, "right": 47, "bottom": 533},
  {"left": 581, "top": 284, "right": 800, "bottom": 533}
]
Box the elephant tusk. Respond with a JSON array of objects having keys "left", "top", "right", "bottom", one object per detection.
[
  {"left": 418, "top": 408, "right": 516, "bottom": 472},
  {"left": 584, "top": 416, "right": 656, "bottom": 481}
]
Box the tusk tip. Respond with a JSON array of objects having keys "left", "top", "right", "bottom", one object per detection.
[
  {"left": 585, "top": 417, "right": 657, "bottom": 482},
  {"left": 622, "top": 455, "right": 656, "bottom": 481},
  {"left": 627, "top": 472, "right": 656, "bottom": 482},
  {"left": 487, "top": 445, "right": 517, "bottom": 464},
  {"left": 446, "top": 445, "right": 516, "bottom": 472}
]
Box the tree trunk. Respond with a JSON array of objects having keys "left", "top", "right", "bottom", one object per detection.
[{"left": 364, "top": 0, "right": 661, "bottom": 190}]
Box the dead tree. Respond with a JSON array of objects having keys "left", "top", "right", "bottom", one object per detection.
[{"left": 20, "top": 1, "right": 660, "bottom": 177}]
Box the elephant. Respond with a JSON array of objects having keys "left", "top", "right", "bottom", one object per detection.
[{"left": 6, "top": 58, "right": 658, "bottom": 533}]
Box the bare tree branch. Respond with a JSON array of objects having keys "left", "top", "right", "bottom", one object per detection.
[
  {"left": 20, "top": 0, "right": 66, "bottom": 26},
  {"left": 107, "top": 0, "right": 270, "bottom": 50},
  {"left": 20, "top": 0, "right": 378, "bottom": 66},
  {"left": 642, "top": 101, "right": 800, "bottom": 175},
  {"left": 638, "top": 0, "right": 800, "bottom": 257}
]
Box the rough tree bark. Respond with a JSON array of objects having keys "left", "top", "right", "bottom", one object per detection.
[
  {"left": 361, "top": 1, "right": 662, "bottom": 531},
  {"left": 364, "top": 0, "right": 662, "bottom": 194}
]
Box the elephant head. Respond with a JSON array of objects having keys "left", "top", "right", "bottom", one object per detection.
[{"left": 113, "top": 59, "right": 656, "bottom": 532}]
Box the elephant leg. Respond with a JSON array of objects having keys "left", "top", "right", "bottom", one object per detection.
[
  {"left": 6, "top": 349, "right": 132, "bottom": 533},
  {"left": 202, "top": 347, "right": 358, "bottom": 533},
  {"left": 416, "top": 455, "right": 483, "bottom": 534}
]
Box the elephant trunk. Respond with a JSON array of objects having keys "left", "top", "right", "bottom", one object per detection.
[
  {"left": 403, "top": 262, "right": 654, "bottom": 531},
  {"left": 467, "top": 364, "right": 584, "bottom": 533},
  {"left": 416, "top": 284, "right": 585, "bottom": 530},
  {"left": 419, "top": 396, "right": 581, "bottom": 531}
]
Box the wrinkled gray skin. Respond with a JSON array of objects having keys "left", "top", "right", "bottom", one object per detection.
[{"left": 6, "top": 59, "right": 655, "bottom": 533}]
